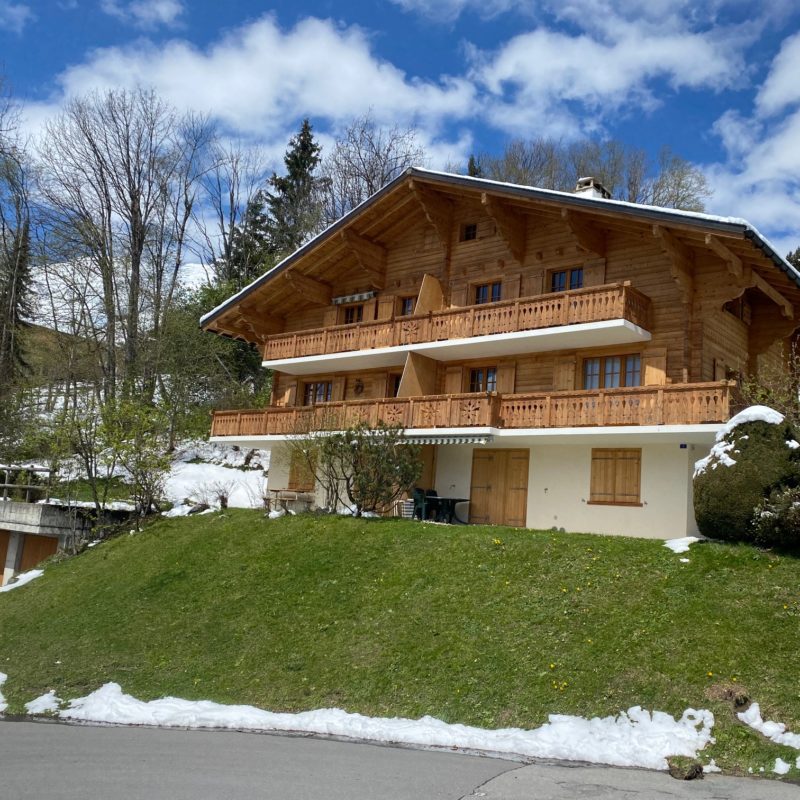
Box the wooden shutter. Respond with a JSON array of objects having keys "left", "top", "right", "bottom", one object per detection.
[
  {"left": 582, "top": 258, "right": 606, "bottom": 287},
  {"left": 362, "top": 298, "right": 377, "bottom": 321},
  {"left": 288, "top": 452, "right": 315, "bottom": 492},
  {"left": 590, "top": 448, "right": 641, "bottom": 505},
  {"left": 503, "top": 450, "right": 529, "bottom": 527},
  {"left": 323, "top": 307, "right": 338, "bottom": 327},
  {"left": 502, "top": 274, "right": 521, "bottom": 300},
  {"left": 521, "top": 270, "right": 544, "bottom": 297},
  {"left": 444, "top": 366, "right": 463, "bottom": 394},
  {"left": 642, "top": 347, "right": 667, "bottom": 386},
  {"left": 332, "top": 375, "right": 346, "bottom": 401},
  {"left": 449, "top": 285, "right": 468, "bottom": 307},
  {"left": 469, "top": 451, "right": 495, "bottom": 524},
  {"left": 552, "top": 355, "right": 576, "bottom": 391},
  {"left": 376, "top": 296, "right": 395, "bottom": 320},
  {"left": 496, "top": 361, "right": 516, "bottom": 394}
]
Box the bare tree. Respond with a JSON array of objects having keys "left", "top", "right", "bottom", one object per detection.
[
  {"left": 38, "top": 88, "right": 212, "bottom": 401},
  {"left": 320, "top": 112, "right": 426, "bottom": 224}
]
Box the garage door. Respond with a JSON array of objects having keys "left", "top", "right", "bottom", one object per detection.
[{"left": 19, "top": 533, "right": 58, "bottom": 573}]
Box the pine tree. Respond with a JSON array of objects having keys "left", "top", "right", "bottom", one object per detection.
[
  {"left": 787, "top": 247, "right": 800, "bottom": 269},
  {"left": 264, "top": 119, "right": 325, "bottom": 258},
  {"left": 225, "top": 191, "right": 272, "bottom": 290},
  {"left": 467, "top": 154, "right": 483, "bottom": 178}
]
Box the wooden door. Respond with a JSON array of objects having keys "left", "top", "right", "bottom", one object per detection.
[
  {"left": 469, "top": 449, "right": 529, "bottom": 527},
  {"left": 19, "top": 533, "right": 58, "bottom": 573},
  {"left": 0, "top": 530, "right": 9, "bottom": 572}
]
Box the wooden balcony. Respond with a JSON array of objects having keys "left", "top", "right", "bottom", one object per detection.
[
  {"left": 263, "top": 283, "right": 652, "bottom": 361},
  {"left": 211, "top": 382, "right": 732, "bottom": 438}
]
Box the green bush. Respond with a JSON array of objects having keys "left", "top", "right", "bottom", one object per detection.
[
  {"left": 693, "top": 418, "right": 800, "bottom": 542},
  {"left": 752, "top": 486, "right": 800, "bottom": 549}
]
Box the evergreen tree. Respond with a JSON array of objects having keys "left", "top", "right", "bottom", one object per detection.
[
  {"left": 264, "top": 119, "right": 325, "bottom": 258},
  {"left": 467, "top": 154, "right": 483, "bottom": 178},
  {"left": 787, "top": 247, "right": 800, "bottom": 269},
  {"left": 225, "top": 191, "right": 273, "bottom": 290}
]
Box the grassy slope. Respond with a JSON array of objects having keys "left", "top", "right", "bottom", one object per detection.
[{"left": 1, "top": 511, "right": 798, "bottom": 777}]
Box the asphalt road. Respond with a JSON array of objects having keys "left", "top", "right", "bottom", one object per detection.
[{"left": 1, "top": 720, "right": 798, "bottom": 799}]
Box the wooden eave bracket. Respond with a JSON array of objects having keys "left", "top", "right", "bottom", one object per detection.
[
  {"left": 561, "top": 208, "right": 606, "bottom": 257},
  {"left": 340, "top": 229, "right": 386, "bottom": 289},
  {"left": 481, "top": 193, "right": 526, "bottom": 263},
  {"left": 283, "top": 271, "right": 332, "bottom": 306},
  {"left": 705, "top": 233, "right": 743, "bottom": 278},
  {"left": 407, "top": 179, "right": 453, "bottom": 249},
  {"left": 752, "top": 271, "right": 794, "bottom": 319},
  {"left": 653, "top": 225, "right": 693, "bottom": 300}
]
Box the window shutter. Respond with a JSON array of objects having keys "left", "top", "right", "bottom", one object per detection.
[
  {"left": 376, "top": 296, "right": 395, "bottom": 320},
  {"left": 288, "top": 452, "right": 315, "bottom": 492},
  {"left": 552, "top": 355, "right": 576, "bottom": 391},
  {"left": 590, "top": 450, "right": 616, "bottom": 503},
  {"left": 450, "top": 285, "right": 468, "bottom": 307},
  {"left": 582, "top": 258, "right": 606, "bottom": 287},
  {"left": 642, "top": 347, "right": 667, "bottom": 385},
  {"left": 332, "top": 376, "right": 346, "bottom": 401},
  {"left": 323, "top": 307, "right": 338, "bottom": 327},
  {"left": 614, "top": 449, "right": 641, "bottom": 504},
  {"left": 590, "top": 448, "right": 641, "bottom": 504},
  {"left": 444, "top": 366, "right": 463, "bottom": 394},
  {"left": 521, "top": 270, "right": 544, "bottom": 297},
  {"left": 496, "top": 361, "right": 516, "bottom": 394},
  {"left": 502, "top": 274, "right": 521, "bottom": 300}
]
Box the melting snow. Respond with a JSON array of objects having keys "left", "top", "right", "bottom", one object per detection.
[
  {"left": 787, "top": 440, "right": 800, "bottom": 450},
  {"left": 664, "top": 537, "right": 700, "bottom": 554},
  {"left": 25, "top": 690, "right": 61, "bottom": 714},
  {"left": 694, "top": 405, "right": 786, "bottom": 477},
  {"left": 0, "top": 569, "right": 44, "bottom": 593},
  {"left": 57, "top": 683, "right": 715, "bottom": 770},
  {"left": 704, "top": 758, "right": 721, "bottom": 773},
  {"left": 774, "top": 757, "right": 792, "bottom": 775},
  {"left": 738, "top": 703, "right": 800, "bottom": 749},
  {"left": 0, "top": 672, "right": 6, "bottom": 712}
]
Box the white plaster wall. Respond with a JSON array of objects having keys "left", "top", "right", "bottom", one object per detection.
[{"left": 434, "top": 441, "right": 699, "bottom": 539}]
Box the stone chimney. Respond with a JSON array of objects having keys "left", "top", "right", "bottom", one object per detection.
[{"left": 574, "top": 176, "right": 611, "bottom": 200}]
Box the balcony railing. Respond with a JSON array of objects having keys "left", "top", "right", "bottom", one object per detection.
[
  {"left": 211, "top": 382, "right": 732, "bottom": 437},
  {"left": 263, "top": 283, "right": 652, "bottom": 361}
]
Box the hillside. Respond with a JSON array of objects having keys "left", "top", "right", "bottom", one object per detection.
[{"left": 0, "top": 512, "right": 799, "bottom": 778}]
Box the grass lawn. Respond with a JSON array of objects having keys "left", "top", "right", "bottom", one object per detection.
[{"left": 0, "top": 511, "right": 798, "bottom": 778}]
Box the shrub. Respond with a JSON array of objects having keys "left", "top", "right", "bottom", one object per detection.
[
  {"left": 693, "top": 415, "right": 800, "bottom": 542},
  {"left": 752, "top": 486, "right": 800, "bottom": 550}
]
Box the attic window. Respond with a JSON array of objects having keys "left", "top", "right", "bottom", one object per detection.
[{"left": 460, "top": 223, "right": 478, "bottom": 242}]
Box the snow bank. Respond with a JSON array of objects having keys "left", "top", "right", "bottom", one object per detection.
[
  {"left": 774, "top": 758, "right": 791, "bottom": 775},
  {"left": 173, "top": 440, "right": 269, "bottom": 472},
  {"left": 738, "top": 703, "right": 800, "bottom": 749},
  {"left": 25, "top": 690, "right": 61, "bottom": 714},
  {"left": 164, "top": 462, "right": 265, "bottom": 510},
  {"left": 40, "top": 498, "right": 135, "bottom": 512},
  {"left": 59, "top": 683, "right": 715, "bottom": 770},
  {"left": 664, "top": 537, "right": 700, "bottom": 554},
  {"left": 694, "top": 405, "right": 786, "bottom": 477},
  {"left": 0, "top": 569, "right": 44, "bottom": 593},
  {"left": 0, "top": 672, "right": 6, "bottom": 712}
]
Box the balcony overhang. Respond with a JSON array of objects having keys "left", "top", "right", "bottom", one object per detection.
[
  {"left": 263, "top": 319, "right": 651, "bottom": 375},
  {"left": 210, "top": 423, "right": 721, "bottom": 450}
]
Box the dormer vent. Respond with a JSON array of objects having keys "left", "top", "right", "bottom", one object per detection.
[{"left": 574, "top": 176, "right": 611, "bottom": 200}]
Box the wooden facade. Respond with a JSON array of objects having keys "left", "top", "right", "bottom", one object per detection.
[{"left": 204, "top": 169, "right": 800, "bottom": 437}]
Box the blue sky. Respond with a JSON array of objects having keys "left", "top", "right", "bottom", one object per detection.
[{"left": 3, "top": 0, "right": 800, "bottom": 254}]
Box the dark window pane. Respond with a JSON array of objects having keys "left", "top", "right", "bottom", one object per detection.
[
  {"left": 625, "top": 354, "right": 641, "bottom": 387},
  {"left": 486, "top": 367, "right": 497, "bottom": 392},
  {"left": 550, "top": 271, "right": 566, "bottom": 292},
  {"left": 469, "top": 368, "right": 484, "bottom": 392},
  {"left": 604, "top": 356, "right": 621, "bottom": 389},
  {"left": 462, "top": 223, "right": 477, "bottom": 241},
  {"left": 400, "top": 297, "right": 415, "bottom": 316},
  {"left": 583, "top": 358, "right": 600, "bottom": 390},
  {"left": 490, "top": 282, "right": 502, "bottom": 303},
  {"left": 569, "top": 268, "right": 584, "bottom": 290},
  {"left": 344, "top": 305, "right": 363, "bottom": 324},
  {"left": 475, "top": 284, "right": 489, "bottom": 304}
]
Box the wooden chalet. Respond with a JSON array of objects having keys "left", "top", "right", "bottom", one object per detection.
[{"left": 202, "top": 169, "right": 800, "bottom": 537}]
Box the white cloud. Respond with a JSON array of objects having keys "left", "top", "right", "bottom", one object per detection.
[
  {"left": 29, "top": 15, "right": 474, "bottom": 141},
  {"left": 756, "top": 31, "right": 800, "bottom": 116},
  {"left": 0, "top": 1, "right": 33, "bottom": 34},
  {"left": 389, "top": 0, "right": 520, "bottom": 23},
  {"left": 100, "top": 0, "right": 184, "bottom": 29}
]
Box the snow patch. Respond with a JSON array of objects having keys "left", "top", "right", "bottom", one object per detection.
[
  {"left": 0, "top": 569, "right": 44, "bottom": 593},
  {"left": 664, "top": 537, "right": 699, "bottom": 554},
  {"left": 704, "top": 758, "right": 721, "bottom": 773},
  {"left": 694, "top": 405, "right": 786, "bottom": 477},
  {"left": 59, "top": 683, "right": 715, "bottom": 770},
  {"left": 787, "top": 440, "right": 800, "bottom": 450},
  {"left": 774, "top": 757, "right": 792, "bottom": 775},
  {"left": 738, "top": 703, "right": 800, "bottom": 750},
  {"left": 0, "top": 672, "right": 7, "bottom": 712},
  {"left": 25, "top": 690, "right": 62, "bottom": 714},
  {"left": 164, "top": 462, "right": 265, "bottom": 510}
]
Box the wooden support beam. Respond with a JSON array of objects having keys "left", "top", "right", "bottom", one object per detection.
[
  {"left": 752, "top": 271, "right": 794, "bottom": 319},
  {"left": 481, "top": 193, "right": 526, "bottom": 263},
  {"left": 283, "top": 271, "right": 332, "bottom": 306},
  {"left": 653, "top": 225, "right": 693, "bottom": 299},
  {"left": 705, "top": 233, "right": 742, "bottom": 278},
  {"left": 561, "top": 208, "right": 606, "bottom": 257},
  {"left": 407, "top": 179, "right": 453, "bottom": 250},
  {"left": 340, "top": 229, "right": 386, "bottom": 289}
]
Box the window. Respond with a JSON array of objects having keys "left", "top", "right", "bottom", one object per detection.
[
  {"left": 390, "top": 374, "right": 403, "bottom": 397},
  {"left": 398, "top": 296, "right": 416, "bottom": 316},
  {"left": 589, "top": 448, "right": 641, "bottom": 505},
  {"left": 461, "top": 222, "right": 478, "bottom": 241},
  {"left": 469, "top": 366, "right": 497, "bottom": 393},
  {"left": 582, "top": 354, "right": 641, "bottom": 390},
  {"left": 303, "top": 381, "right": 332, "bottom": 405},
  {"left": 550, "top": 268, "right": 584, "bottom": 293},
  {"left": 724, "top": 296, "right": 751, "bottom": 324},
  {"left": 343, "top": 304, "right": 364, "bottom": 325},
  {"left": 474, "top": 281, "right": 502, "bottom": 305}
]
